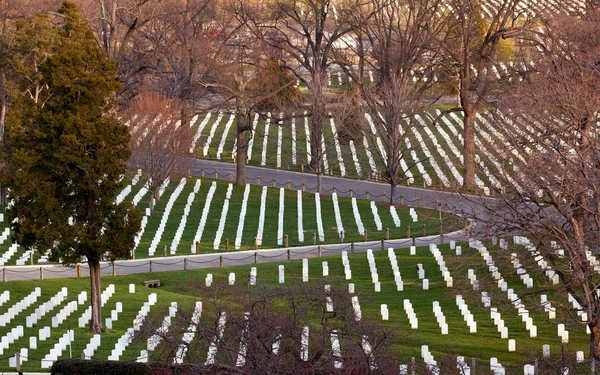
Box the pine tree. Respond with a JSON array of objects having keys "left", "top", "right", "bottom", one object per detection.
[{"left": 1, "top": 1, "right": 140, "bottom": 334}]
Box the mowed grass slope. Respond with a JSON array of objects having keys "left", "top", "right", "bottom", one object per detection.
[
  {"left": 0, "top": 240, "right": 588, "bottom": 372},
  {"left": 129, "top": 175, "right": 454, "bottom": 258},
  {"left": 0, "top": 173, "right": 456, "bottom": 266}
]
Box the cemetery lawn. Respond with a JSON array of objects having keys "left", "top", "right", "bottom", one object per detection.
[
  {"left": 187, "top": 110, "right": 523, "bottom": 194},
  {"left": 0, "top": 174, "right": 459, "bottom": 266},
  {"left": 128, "top": 175, "right": 458, "bottom": 257},
  {"left": 0, "top": 241, "right": 588, "bottom": 372}
]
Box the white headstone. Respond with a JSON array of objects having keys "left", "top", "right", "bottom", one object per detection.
[
  {"left": 29, "top": 336, "right": 37, "bottom": 349},
  {"left": 129, "top": 284, "right": 136, "bottom": 293},
  {"left": 508, "top": 339, "right": 515, "bottom": 352},
  {"left": 542, "top": 344, "right": 550, "bottom": 358},
  {"left": 278, "top": 265, "right": 285, "bottom": 284},
  {"left": 381, "top": 304, "right": 388, "bottom": 320}
]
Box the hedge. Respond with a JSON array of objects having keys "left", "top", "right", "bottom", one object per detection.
[{"left": 51, "top": 359, "right": 150, "bottom": 375}]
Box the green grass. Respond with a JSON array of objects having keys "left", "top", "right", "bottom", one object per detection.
[
  {"left": 0, "top": 173, "right": 457, "bottom": 265},
  {"left": 0, "top": 240, "right": 589, "bottom": 372},
  {"left": 188, "top": 108, "right": 531, "bottom": 198},
  {"left": 130, "top": 176, "right": 455, "bottom": 257}
]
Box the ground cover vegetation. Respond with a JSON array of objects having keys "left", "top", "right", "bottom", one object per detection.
[
  {"left": 0, "top": 0, "right": 599, "bottom": 368},
  {"left": 0, "top": 241, "right": 588, "bottom": 373}
]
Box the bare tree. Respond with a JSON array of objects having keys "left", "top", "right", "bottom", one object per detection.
[
  {"left": 335, "top": 0, "right": 450, "bottom": 203},
  {"left": 244, "top": 0, "right": 352, "bottom": 192},
  {"left": 475, "top": 12, "right": 600, "bottom": 358},
  {"left": 198, "top": 1, "right": 298, "bottom": 186},
  {"left": 135, "top": 279, "right": 400, "bottom": 373},
  {"left": 126, "top": 93, "right": 192, "bottom": 211},
  {"left": 76, "top": 0, "right": 162, "bottom": 99},
  {"left": 438, "top": 0, "right": 531, "bottom": 189}
]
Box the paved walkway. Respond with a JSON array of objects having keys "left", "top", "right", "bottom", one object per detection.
[
  {"left": 2, "top": 160, "right": 499, "bottom": 281},
  {"left": 186, "top": 158, "right": 500, "bottom": 220},
  {"left": 3, "top": 229, "right": 476, "bottom": 281}
]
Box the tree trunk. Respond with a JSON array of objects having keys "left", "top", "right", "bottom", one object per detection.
[
  {"left": 462, "top": 108, "right": 476, "bottom": 190},
  {"left": 309, "top": 73, "right": 325, "bottom": 173},
  {"left": 235, "top": 112, "right": 248, "bottom": 187},
  {"left": 88, "top": 260, "right": 103, "bottom": 333},
  {"left": 0, "top": 95, "right": 6, "bottom": 204},
  {"left": 317, "top": 172, "right": 322, "bottom": 195},
  {"left": 0, "top": 96, "right": 6, "bottom": 141},
  {"left": 390, "top": 183, "right": 396, "bottom": 205},
  {"left": 590, "top": 322, "right": 600, "bottom": 359}
]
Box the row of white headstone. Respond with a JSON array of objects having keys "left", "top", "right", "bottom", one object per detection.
[
  {"left": 329, "top": 117, "right": 346, "bottom": 176},
  {"left": 277, "top": 188, "right": 285, "bottom": 245},
  {"left": 191, "top": 181, "right": 217, "bottom": 252},
  {"left": 173, "top": 301, "right": 203, "bottom": 364},
  {"left": 0, "top": 288, "right": 40, "bottom": 328},
  {"left": 202, "top": 112, "right": 224, "bottom": 158},
  {"left": 455, "top": 295, "right": 478, "bottom": 333},
  {"left": 406, "top": 137, "right": 432, "bottom": 186},
  {"left": 297, "top": 190, "right": 304, "bottom": 242},
  {"left": 315, "top": 193, "right": 325, "bottom": 241},
  {"left": 332, "top": 193, "right": 344, "bottom": 236},
  {"left": 189, "top": 113, "right": 209, "bottom": 153},
  {"left": 260, "top": 113, "right": 271, "bottom": 166},
  {"left": 40, "top": 329, "right": 74, "bottom": 368},
  {"left": 470, "top": 240, "right": 539, "bottom": 339},
  {"left": 0, "top": 243, "right": 20, "bottom": 266},
  {"left": 366, "top": 250, "right": 381, "bottom": 292},
  {"left": 414, "top": 115, "right": 450, "bottom": 187},
  {"left": 171, "top": 179, "right": 202, "bottom": 254},
  {"left": 429, "top": 244, "right": 454, "bottom": 287},
  {"left": 149, "top": 178, "right": 187, "bottom": 256},
  {"left": 216, "top": 114, "right": 235, "bottom": 160},
  {"left": 235, "top": 184, "right": 251, "bottom": 249},
  {"left": 403, "top": 299, "right": 419, "bottom": 329},
  {"left": 213, "top": 184, "right": 233, "bottom": 249},
  {"left": 388, "top": 248, "right": 404, "bottom": 291},
  {"left": 256, "top": 186, "right": 267, "bottom": 246}
]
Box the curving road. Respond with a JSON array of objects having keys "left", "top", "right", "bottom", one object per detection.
[{"left": 4, "top": 159, "right": 502, "bottom": 281}]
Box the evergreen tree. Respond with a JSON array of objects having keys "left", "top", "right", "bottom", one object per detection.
[{"left": 1, "top": 0, "right": 140, "bottom": 334}]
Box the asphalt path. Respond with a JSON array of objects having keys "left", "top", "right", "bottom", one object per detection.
[
  {"left": 185, "top": 158, "right": 502, "bottom": 220},
  {"left": 4, "top": 229, "right": 474, "bottom": 281},
  {"left": 5, "top": 159, "right": 501, "bottom": 281}
]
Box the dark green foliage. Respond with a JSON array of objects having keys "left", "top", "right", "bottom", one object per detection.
[
  {"left": 1, "top": 1, "right": 140, "bottom": 332},
  {"left": 2, "top": 0, "right": 140, "bottom": 265},
  {"left": 51, "top": 359, "right": 150, "bottom": 375}
]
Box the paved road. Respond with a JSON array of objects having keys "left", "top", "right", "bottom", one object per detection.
[
  {"left": 3, "top": 229, "right": 476, "bottom": 281},
  {"left": 4, "top": 159, "right": 499, "bottom": 281},
  {"left": 185, "top": 158, "right": 501, "bottom": 220}
]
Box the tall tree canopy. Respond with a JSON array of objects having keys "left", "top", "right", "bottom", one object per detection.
[{"left": 1, "top": 0, "right": 140, "bottom": 333}]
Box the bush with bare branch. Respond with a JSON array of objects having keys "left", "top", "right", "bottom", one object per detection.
[
  {"left": 136, "top": 277, "right": 401, "bottom": 374},
  {"left": 471, "top": 11, "right": 600, "bottom": 358},
  {"left": 125, "top": 94, "right": 192, "bottom": 211}
]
